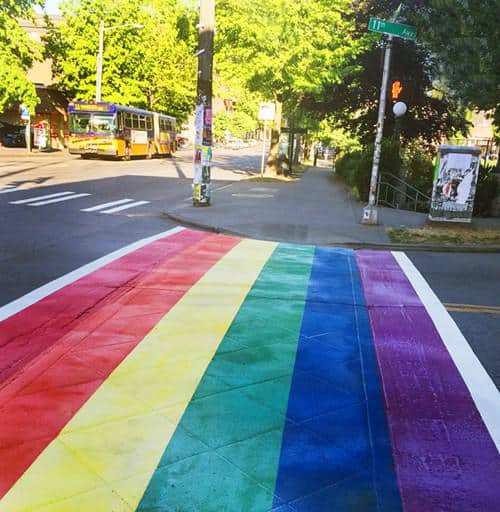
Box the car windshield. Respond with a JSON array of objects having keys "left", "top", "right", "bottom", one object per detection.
[{"left": 70, "top": 113, "right": 115, "bottom": 134}]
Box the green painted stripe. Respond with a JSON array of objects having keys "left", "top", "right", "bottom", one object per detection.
[{"left": 137, "top": 244, "right": 314, "bottom": 512}]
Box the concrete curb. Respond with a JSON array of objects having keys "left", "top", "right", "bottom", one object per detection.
[
  {"left": 0, "top": 150, "right": 68, "bottom": 158},
  {"left": 161, "top": 212, "right": 500, "bottom": 253}
]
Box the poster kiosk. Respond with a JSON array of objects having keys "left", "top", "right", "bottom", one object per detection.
[{"left": 429, "top": 145, "right": 481, "bottom": 223}]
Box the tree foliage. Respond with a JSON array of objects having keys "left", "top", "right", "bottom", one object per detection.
[
  {"left": 303, "top": 40, "right": 468, "bottom": 147},
  {"left": 300, "top": 0, "right": 469, "bottom": 147},
  {"left": 44, "top": 0, "right": 196, "bottom": 120},
  {"left": 409, "top": 0, "right": 500, "bottom": 126},
  {"left": 215, "top": 0, "right": 368, "bottom": 112},
  {"left": 0, "top": 0, "right": 42, "bottom": 111}
]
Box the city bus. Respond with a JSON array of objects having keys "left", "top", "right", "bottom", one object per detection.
[{"left": 67, "top": 101, "right": 176, "bottom": 159}]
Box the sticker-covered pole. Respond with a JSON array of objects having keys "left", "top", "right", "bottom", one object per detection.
[
  {"left": 192, "top": 0, "right": 215, "bottom": 206},
  {"left": 362, "top": 34, "right": 393, "bottom": 225}
]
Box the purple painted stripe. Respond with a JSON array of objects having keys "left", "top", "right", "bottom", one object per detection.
[{"left": 356, "top": 250, "right": 500, "bottom": 512}]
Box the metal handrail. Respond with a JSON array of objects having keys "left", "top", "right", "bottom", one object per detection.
[
  {"left": 376, "top": 173, "right": 431, "bottom": 212},
  {"left": 381, "top": 172, "right": 432, "bottom": 199}
]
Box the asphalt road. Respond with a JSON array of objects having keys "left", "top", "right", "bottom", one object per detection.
[{"left": 0, "top": 147, "right": 498, "bottom": 387}]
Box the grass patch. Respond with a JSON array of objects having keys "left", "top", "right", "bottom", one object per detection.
[{"left": 387, "top": 224, "right": 500, "bottom": 245}]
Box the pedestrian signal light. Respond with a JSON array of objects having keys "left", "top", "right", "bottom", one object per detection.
[{"left": 391, "top": 80, "right": 403, "bottom": 102}]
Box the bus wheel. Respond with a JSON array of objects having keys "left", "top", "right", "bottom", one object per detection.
[
  {"left": 123, "top": 145, "right": 131, "bottom": 161},
  {"left": 146, "top": 143, "right": 153, "bottom": 159}
]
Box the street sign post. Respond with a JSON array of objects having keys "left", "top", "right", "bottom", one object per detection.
[
  {"left": 20, "top": 105, "right": 31, "bottom": 152},
  {"left": 363, "top": 16, "right": 416, "bottom": 225},
  {"left": 368, "top": 17, "right": 416, "bottom": 41}
]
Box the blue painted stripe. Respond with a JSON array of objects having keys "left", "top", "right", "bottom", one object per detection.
[{"left": 272, "top": 247, "right": 402, "bottom": 511}]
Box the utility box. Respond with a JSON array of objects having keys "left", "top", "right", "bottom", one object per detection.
[{"left": 429, "top": 145, "right": 481, "bottom": 223}]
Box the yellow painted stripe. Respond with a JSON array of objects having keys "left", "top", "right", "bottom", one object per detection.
[
  {"left": 444, "top": 303, "right": 500, "bottom": 315},
  {"left": 1, "top": 238, "right": 277, "bottom": 512}
]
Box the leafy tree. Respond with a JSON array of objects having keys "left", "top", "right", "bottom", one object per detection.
[
  {"left": 0, "top": 0, "right": 42, "bottom": 112},
  {"left": 409, "top": 0, "right": 500, "bottom": 126},
  {"left": 314, "top": 116, "right": 361, "bottom": 154},
  {"left": 44, "top": 0, "right": 196, "bottom": 120},
  {"left": 303, "top": 40, "right": 469, "bottom": 147},
  {"left": 214, "top": 0, "right": 368, "bottom": 172},
  {"left": 298, "top": 0, "right": 470, "bottom": 148}
]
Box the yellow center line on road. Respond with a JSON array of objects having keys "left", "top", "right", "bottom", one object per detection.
[{"left": 444, "top": 303, "right": 500, "bottom": 315}]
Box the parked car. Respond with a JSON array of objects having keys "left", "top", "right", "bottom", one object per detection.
[
  {"left": 226, "top": 138, "right": 246, "bottom": 149},
  {"left": 1, "top": 124, "right": 32, "bottom": 148}
]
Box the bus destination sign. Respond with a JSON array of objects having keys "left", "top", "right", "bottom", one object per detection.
[{"left": 69, "top": 102, "right": 115, "bottom": 113}]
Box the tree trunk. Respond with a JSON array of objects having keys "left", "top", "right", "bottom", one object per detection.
[{"left": 265, "top": 101, "right": 282, "bottom": 176}]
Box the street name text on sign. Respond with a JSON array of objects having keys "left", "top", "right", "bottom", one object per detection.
[{"left": 368, "top": 17, "right": 416, "bottom": 41}]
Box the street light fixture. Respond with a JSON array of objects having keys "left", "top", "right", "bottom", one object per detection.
[{"left": 95, "top": 20, "right": 144, "bottom": 102}]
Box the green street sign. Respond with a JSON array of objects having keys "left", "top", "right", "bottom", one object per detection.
[{"left": 368, "top": 17, "right": 416, "bottom": 41}]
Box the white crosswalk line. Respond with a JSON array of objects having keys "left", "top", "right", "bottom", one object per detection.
[
  {"left": 101, "top": 200, "right": 150, "bottom": 214},
  {"left": 9, "top": 191, "right": 74, "bottom": 204},
  {"left": 29, "top": 193, "right": 91, "bottom": 206},
  {"left": 81, "top": 198, "right": 134, "bottom": 212},
  {"left": 0, "top": 185, "right": 19, "bottom": 194}
]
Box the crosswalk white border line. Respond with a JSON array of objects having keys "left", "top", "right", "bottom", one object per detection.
[
  {"left": 9, "top": 191, "right": 74, "bottom": 204},
  {"left": 0, "top": 186, "right": 19, "bottom": 194},
  {"left": 101, "top": 200, "right": 150, "bottom": 214},
  {"left": 28, "top": 193, "right": 91, "bottom": 206},
  {"left": 0, "top": 226, "right": 185, "bottom": 323},
  {"left": 81, "top": 199, "right": 134, "bottom": 212},
  {"left": 393, "top": 251, "right": 500, "bottom": 452}
]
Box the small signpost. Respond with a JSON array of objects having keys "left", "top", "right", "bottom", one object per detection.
[
  {"left": 20, "top": 105, "right": 31, "bottom": 152},
  {"left": 362, "top": 14, "right": 417, "bottom": 224},
  {"left": 258, "top": 102, "right": 276, "bottom": 177}
]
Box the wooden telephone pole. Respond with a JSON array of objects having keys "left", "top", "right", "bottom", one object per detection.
[{"left": 192, "top": 0, "right": 215, "bottom": 206}]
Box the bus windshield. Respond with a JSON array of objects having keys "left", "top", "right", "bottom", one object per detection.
[{"left": 70, "top": 113, "right": 116, "bottom": 134}]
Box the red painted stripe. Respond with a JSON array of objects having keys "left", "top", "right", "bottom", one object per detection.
[
  {"left": 0, "top": 229, "right": 208, "bottom": 388},
  {"left": 0, "top": 232, "right": 240, "bottom": 498}
]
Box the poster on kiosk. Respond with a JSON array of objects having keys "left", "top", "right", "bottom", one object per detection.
[{"left": 429, "top": 145, "right": 481, "bottom": 223}]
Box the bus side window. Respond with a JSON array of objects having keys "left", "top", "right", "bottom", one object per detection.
[
  {"left": 138, "top": 115, "right": 146, "bottom": 130},
  {"left": 117, "top": 112, "right": 123, "bottom": 131},
  {"left": 146, "top": 116, "right": 152, "bottom": 130},
  {"left": 124, "top": 113, "right": 132, "bottom": 129}
]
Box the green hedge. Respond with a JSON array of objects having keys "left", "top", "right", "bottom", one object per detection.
[
  {"left": 336, "top": 139, "right": 404, "bottom": 202},
  {"left": 474, "top": 165, "right": 499, "bottom": 217}
]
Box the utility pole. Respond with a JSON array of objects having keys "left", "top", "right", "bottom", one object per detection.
[
  {"left": 363, "top": 4, "right": 411, "bottom": 224},
  {"left": 96, "top": 20, "right": 104, "bottom": 102},
  {"left": 192, "top": 0, "right": 215, "bottom": 206},
  {"left": 362, "top": 34, "right": 393, "bottom": 225}
]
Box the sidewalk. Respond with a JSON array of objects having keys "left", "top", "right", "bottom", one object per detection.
[
  {"left": 0, "top": 147, "right": 68, "bottom": 158},
  {"left": 164, "top": 165, "right": 434, "bottom": 246}
]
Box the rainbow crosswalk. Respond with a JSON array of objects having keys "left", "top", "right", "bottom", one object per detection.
[{"left": 0, "top": 228, "right": 498, "bottom": 511}]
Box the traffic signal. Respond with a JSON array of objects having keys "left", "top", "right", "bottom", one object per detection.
[
  {"left": 390, "top": 79, "right": 404, "bottom": 102},
  {"left": 388, "top": 76, "right": 413, "bottom": 105}
]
